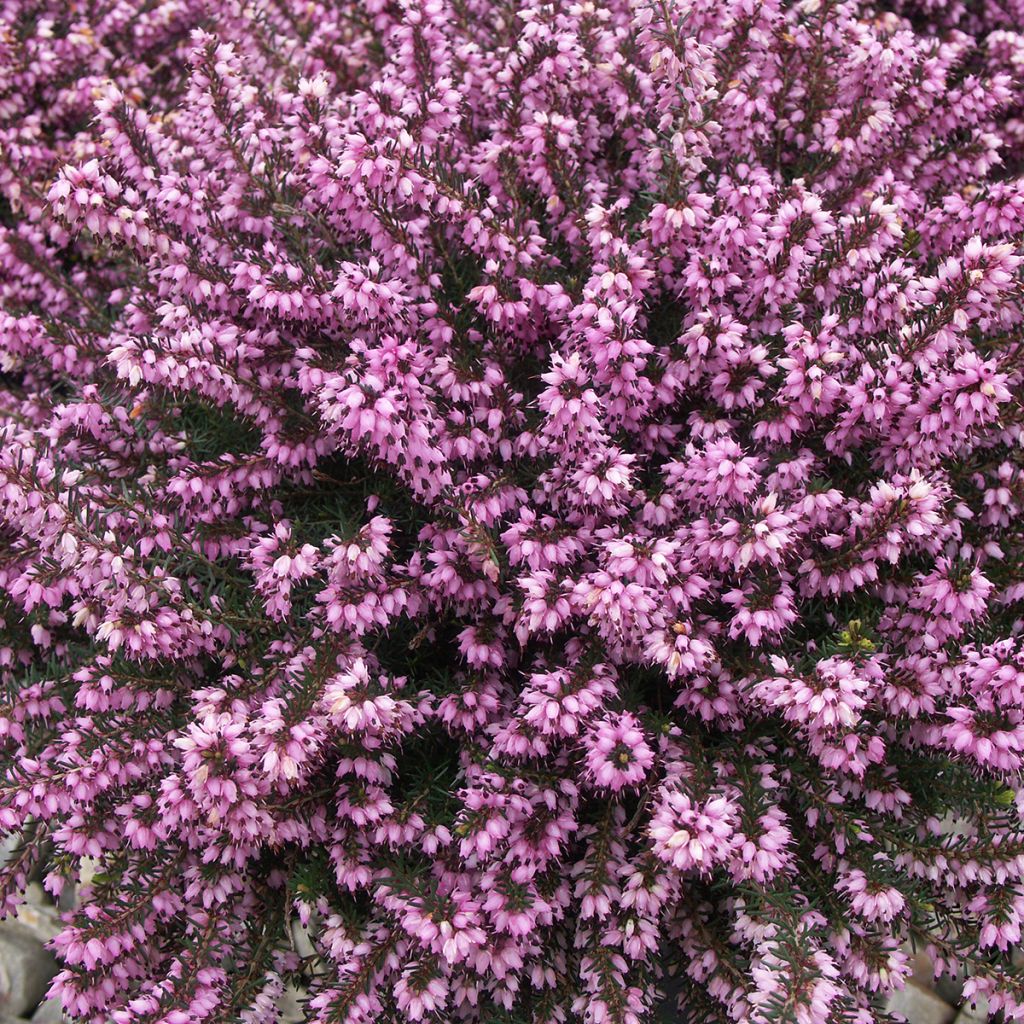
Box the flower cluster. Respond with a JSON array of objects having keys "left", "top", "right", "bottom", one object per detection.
[{"left": 2, "top": 0, "right": 1024, "bottom": 1022}]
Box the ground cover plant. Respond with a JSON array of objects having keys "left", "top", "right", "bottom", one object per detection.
[{"left": 4, "top": 0, "right": 1024, "bottom": 1021}]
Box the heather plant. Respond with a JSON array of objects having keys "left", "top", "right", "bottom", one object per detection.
[{"left": 3, "top": 0, "right": 1024, "bottom": 1022}]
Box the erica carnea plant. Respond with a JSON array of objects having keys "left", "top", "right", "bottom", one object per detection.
[{"left": 3, "top": 0, "right": 1024, "bottom": 1021}]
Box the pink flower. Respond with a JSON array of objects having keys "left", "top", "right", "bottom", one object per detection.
[
  {"left": 837, "top": 868, "right": 906, "bottom": 923},
  {"left": 583, "top": 712, "right": 655, "bottom": 791},
  {"left": 394, "top": 967, "right": 448, "bottom": 1021},
  {"left": 649, "top": 791, "right": 738, "bottom": 873}
]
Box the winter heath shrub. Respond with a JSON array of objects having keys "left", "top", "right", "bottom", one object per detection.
[{"left": 2, "top": 0, "right": 1024, "bottom": 1022}]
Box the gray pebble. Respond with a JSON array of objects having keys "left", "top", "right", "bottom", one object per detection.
[
  {"left": 28, "top": 998, "right": 63, "bottom": 1024},
  {"left": 886, "top": 983, "right": 957, "bottom": 1024},
  {"left": 0, "top": 923, "right": 58, "bottom": 1018}
]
